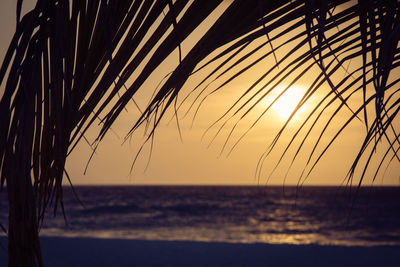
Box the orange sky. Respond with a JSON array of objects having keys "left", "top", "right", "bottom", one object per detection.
[{"left": 1, "top": 0, "right": 399, "bottom": 186}]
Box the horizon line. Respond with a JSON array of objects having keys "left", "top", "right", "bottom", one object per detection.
[{"left": 59, "top": 184, "right": 400, "bottom": 187}]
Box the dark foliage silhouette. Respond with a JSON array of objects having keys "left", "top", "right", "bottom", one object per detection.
[{"left": 1, "top": 0, "right": 399, "bottom": 266}]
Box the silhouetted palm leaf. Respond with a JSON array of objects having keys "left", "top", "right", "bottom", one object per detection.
[{"left": 1, "top": 0, "right": 399, "bottom": 266}]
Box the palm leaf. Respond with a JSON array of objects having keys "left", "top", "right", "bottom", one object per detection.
[{"left": 1, "top": 0, "right": 400, "bottom": 266}]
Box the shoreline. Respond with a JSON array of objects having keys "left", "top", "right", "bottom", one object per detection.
[{"left": 1, "top": 237, "right": 399, "bottom": 266}]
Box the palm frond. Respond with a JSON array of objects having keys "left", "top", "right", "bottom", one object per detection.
[
  {"left": 0, "top": 0, "right": 222, "bottom": 265},
  {"left": 1, "top": 0, "right": 400, "bottom": 266},
  {"left": 131, "top": 0, "right": 400, "bottom": 186}
]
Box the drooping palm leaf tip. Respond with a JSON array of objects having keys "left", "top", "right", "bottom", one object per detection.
[{"left": 0, "top": 0, "right": 399, "bottom": 266}]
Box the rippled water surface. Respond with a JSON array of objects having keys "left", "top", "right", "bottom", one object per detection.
[{"left": 1, "top": 186, "right": 399, "bottom": 246}]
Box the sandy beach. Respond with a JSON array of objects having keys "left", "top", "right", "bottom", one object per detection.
[{"left": 1, "top": 237, "right": 399, "bottom": 267}]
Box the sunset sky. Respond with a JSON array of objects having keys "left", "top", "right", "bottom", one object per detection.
[{"left": 1, "top": 0, "right": 399, "bottom": 186}]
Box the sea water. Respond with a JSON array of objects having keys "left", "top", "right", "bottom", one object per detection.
[{"left": 0, "top": 186, "right": 399, "bottom": 246}]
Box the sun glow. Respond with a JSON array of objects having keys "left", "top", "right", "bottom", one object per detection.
[{"left": 271, "top": 86, "right": 306, "bottom": 120}]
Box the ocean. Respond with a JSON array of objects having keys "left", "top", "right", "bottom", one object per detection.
[{"left": 1, "top": 186, "right": 400, "bottom": 247}]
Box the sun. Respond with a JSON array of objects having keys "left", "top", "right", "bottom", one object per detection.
[{"left": 271, "top": 86, "right": 306, "bottom": 120}]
